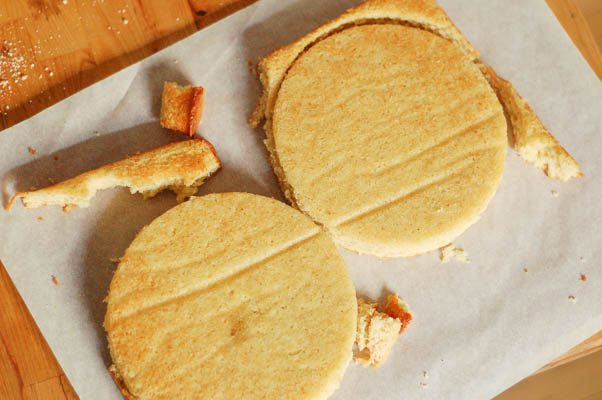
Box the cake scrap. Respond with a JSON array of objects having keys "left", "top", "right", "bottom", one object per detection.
[
  {"left": 479, "top": 63, "right": 582, "bottom": 181},
  {"left": 160, "top": 81, "right": 204, "bottom": 136},
  {"left": 439, "top": 243, "right": 469, "bottom": 264},
  {"left": 354, "top": 294, "right": 412, "bottom": 368},
  {"left": 7, "top": 139, "right": 220, "bottom": 211}
]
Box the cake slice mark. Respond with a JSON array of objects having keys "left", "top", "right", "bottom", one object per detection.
[
  {"left": 110, "top": 229, "right": 320, "bottom": 323},
  {"left": 332, "top": 146, "right": 497, "bottom": 228},
  {"left": 372, "top": 112, "right": 500, "bottom": 177}
]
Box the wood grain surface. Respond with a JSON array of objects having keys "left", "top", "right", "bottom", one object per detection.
[
  {"left": 0, "top": 261, "right": 78, "bottom": 399},
  {"left": 547, "top": 0, "right": 602, "bottom": 79},
  {"left": 0, "top": 0, "right": 253, "bottom": 131},
  {"left": 0, "top": 0, "right": 601, "bottom": 399}
]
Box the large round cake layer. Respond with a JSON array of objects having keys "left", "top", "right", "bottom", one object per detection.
[
  {"left": 271, "top": 23, "right": 507, "bottom": 257},
  {"left": 105, "top": 192, "right": 357, "bottom": 399}
]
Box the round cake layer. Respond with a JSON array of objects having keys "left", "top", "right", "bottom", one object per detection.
[
  {"left": 105, "top": 192, "right": 357, "bottom": 399},
  {"left": 271, "top": 23, "right": 507, "bottom": 257}
]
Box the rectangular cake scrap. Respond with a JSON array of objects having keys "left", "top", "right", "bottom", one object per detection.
[{"left": 160, "top": 82, "right": 205, "bottom": 136}]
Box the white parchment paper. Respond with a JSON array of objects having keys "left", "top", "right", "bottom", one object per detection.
[{"left": 1, "top": 1, "right": 601, "bottom": 398}]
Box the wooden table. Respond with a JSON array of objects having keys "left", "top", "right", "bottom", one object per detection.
[{"left": 0, "top": 0, "right": 601, "bottom": 398}]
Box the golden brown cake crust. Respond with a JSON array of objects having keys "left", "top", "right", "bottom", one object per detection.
[
  {"left": 479, "top": 63, "right": 582, "bottom": 181},
  {"left": 8, "top": 138, "right": 221, "bottom": 210},
  {"left": 354, "top": 295, "right": 412, "bottom": 367},
  {"left": 251, "top": 0, "right": 479, "bottom": 128},
  {"left": 108, "top": 365, "right": 137, "bottom": 400},
  {"left": 268, "top": 23, "right": 507, "bottom": 257},
  {"left": 105, "top": 193, "right": 357, "bottom": 399},
  {"left": 160, "top": 82, "right": 204, "bottom": 136}
]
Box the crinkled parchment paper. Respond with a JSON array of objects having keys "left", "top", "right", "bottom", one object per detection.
[{"left": 0, "top": 1, "right": 600, "bottom": 398}]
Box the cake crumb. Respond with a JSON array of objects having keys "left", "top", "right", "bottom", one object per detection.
[
  {"left": 160, "top": 81, "right": 204, "bottom": 136},
  {"left": 37, "top": 216, "right": 43, "bottom": 221},
  {"left": 551, "top": 190, "right": 559, "bottom": 197},
  {"left": 110, "top": 257, "right": 120, "bottom": 264},
  {"left": 53, "top": 155, "right": 59, "bottom": 161},
  {"left": 384, "top": 294, "right": 413, "bottom": 334},
  {"left": 27, "top": 146, "right": 37, "bottom": 155},
  {"left": 51, "top": 275, "right": 58, "bottom": 285},
  {"left": 580, "top": 274, "right": 587, "bottom": 282},
  {"left": 523, "top": 267, "right": 528, "bottom": 273},
  {"left": 423, "top": 371, "right": 429, "bottom": 379},
  {"left": 62, "top": 204, "right": 75, "bottom": 213},
  {"left": 248, "top": 59, "right": 257, "bottom": 75},
  {"left": 48, "top": 177, "right": 55, "bottom": 184},
  {"left": 439, "top": 243, "right": 469, "bottom": 264},
  {"left": 420, "top": 382, "right": 428, "bottom": 388},
  {"left": 354, "top": 294, "right": 412, "bottom": 368},
  {"left": 568, "top": 295, "right": 576, "bottom": 303}
]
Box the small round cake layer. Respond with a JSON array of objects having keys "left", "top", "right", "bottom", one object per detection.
[
  {"left": 105, "top": 193, "right": 357, "bottom": 399},
  {"left": 271, "top": 23, "right": 507, "bottom": 257}
]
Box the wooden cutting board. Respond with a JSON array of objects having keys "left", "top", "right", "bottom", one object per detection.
[{"left": 0, "top": 1, "right": 601, "bottom": 399}]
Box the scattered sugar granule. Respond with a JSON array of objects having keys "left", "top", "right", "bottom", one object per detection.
[
  {"left": 551, "top": 190, "right": 559, "bottom": 197},
  {"left": 27, "top": 146, "right": 37, "bottom": 155},
  {"left": 0, "top": 43, "right": 27, "bottom": 91},
  {"left": 51, "top": 275, "right": 59, "bottom": 285},
  {"left": 580, "top": 274, "right": 587, "bottom": 282},
  {"left": 122, "top": 18, "right": 128, "bottom": 25},
  {"left": 568, "top": 295, "right": 576, "bottom": 303},
  {"left": 439, "top": 243, "right": 469, "bottom": 264},
  {"left": 62, "top": 0, "right": 68, "bottom": 4}
]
